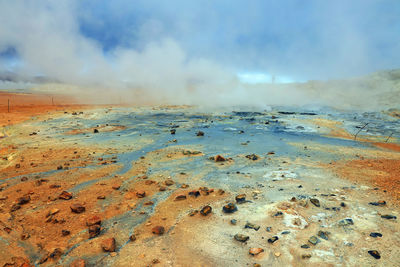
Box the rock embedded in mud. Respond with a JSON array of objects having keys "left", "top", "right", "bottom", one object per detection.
[
  {"left": 381, "top": 214, "right": 397, "bottom": 220},
  {"left": 268, "top": 236, "right": 279, "bottom": 244},
  {"left": 245, "top": 222, "right": 260, "bottom": 231},
  {"left": 370, "top": 232, "right": 382, "bottom": 238},
  {"left": 235, "top": 194, "right": 246, "bottom": 204},
  {"left": 368, "top": 250, "right": 381, "bottom": 259},
  {"left": 88, "top": 225, "right": 101, "bottom": 238},
  {"left": 310, "top": 198, "right": 320, "bottom": 207},
  {"left": 136, "top": 191, "right": 146, "bottom": 198},
  {"left": 70, "top": 259, "right": 86, "bottom": 267},
  {"left": 200, "top": 205, "right": 212, "bottom": 216},
  {"left": 59, "top": 191, "right": 73, "bottom": 200},
  {"left": 152, "top": 226, "right": 165, "bottom": 235},
  {"left": 234, "top": 234, "right": 249, "bottom": 242},
  {"left": 87, "top": 215, "right": 101, "bottom": 226},
  {"left": 249, "top": 248, "right": 264, "bottom": 256},
  {"left": 17, "top": 195, "right": 30, "bottom": 205},
  {"left": 70, "top": 204, "right": 85, "bottom": 213},
  {"left": 101, "top": 238, "right": 116, "bottom": 252},
  {"left": 369, "top": 200, "right": 386, "bottom": 206},
  {"left": 338, "top": 218, "right": 353, "bottom": 226},
  {"left": 214, "top": 155, "right": 226, "bottom": 162},
  {"left": 222, "top": 203, "right": 237, "bottom": 213}
]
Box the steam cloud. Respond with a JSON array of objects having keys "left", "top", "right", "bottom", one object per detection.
[{"left": 0, "top": 0, "right": 399, "bottom": 108}]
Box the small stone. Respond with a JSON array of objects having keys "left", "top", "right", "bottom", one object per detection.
[
  {"left": 302, "top": 254, "right": 312, "bottom": 259},
  {"left": 301, "top": 244, "right": 310, "bottom": 249},
  {"left": 249, "top": 248, "right": 264, "bottom": 256},
  {"left": 86, "top": 215, "right": 101, "bottom": 226},
  {"left": 253, "top": 264, "right": 261, "bottom": 267},
  {"left": 268, "top": 236, "right": 279, "bottom": 244},
  {"left": 47, "top": 208, "right": 60, "bottom": 217},
  {"left": 59, "top": 191, "right": 73, "bottom": 200},
  {"left": 298, "top": 199, "right": 308, "bottom": 207},
  {"left": 317, "top": 231, "right": 329, "bottom": 240},
  {"left": 152, "top": 258, "right": 160, "bottom": 264},
  {"left": 338, "top": 218, "right": 354, "bottom": 226},
  {"left": 129, "top": 234, "right": 136, "bottom": 241},
  {"left": 97, "top": 195, "right": 106, "bottom": 199},
  {"left": 101, "top": 238, "right": 116, "bottom": 252},
  {"left": 188, "top": 210, "right": 198, "bottom": 216},
  {"left": 222, "top": 203, "right": 237, "bottom": 213},
  {"left": 159, "top": 186, "right": 167, "bottom": 191},
  {"left": 214, "top": 155, "right": 226, "bottom": 162},
  {"left": 381, "top": 214, "right": 396, "bottom": 220},
  {"left": 70, "top": 204, "right": 85, "bottom": 213},
  {"left": 196, "top": 131, "right": 204, "bottom": 136},
  {"left": 369, "top": 201, "right": 386, "bottom": 206},
  {"left": 308, "top": 236, "right": 320, "bottom": 245},
  {"left": 188, "top": 190, "right": 200, "bottom": 197},
  {"left": 17, "top": 195, "right": 30, "bottom": 205},
  {"left": 235, "top": 194, "right": 246, "bottom": 204},
  {"left": 245, "top": 222, "right": 260, "bottom": 231},
  {"left": 170, "top": 129, "right": 176, "bottom": 135},
  {"left": 181, "top": 184, "right": 189, "bottom": 188},
  {"left": 49, "top": 248, "right": 63, "bottom": 260},
  {"left": 368, "top": 250, "right": 381, "bottom": 259},
  {"left": 234, "top": 233, "right": 249, "bottom": 242},
  {"left": 88, "top": 225, "right": 101, "bottom": 238},
  {"left": 164, "top": 179, "right": 174, "bottom": 186},
  {"left": 112, "top": 184, "right": 121, "bottom": 190},
  {"left": 70, "top": 259, "right": 86, "bottom": 267},
  {"left": 274, "top": 252, "right": 281, "bottom": 257},
  {"left": 266, "top": 227, "right": 272, "bottom": 232},
  {"left": 281, "top": 230, "right": 290, "bottom": 235},
  {"left": 200, "top": 205, "right": 212, "bottom": 216},
  {"left": 175, "top": 195, "right": 187, "bottom": 201},
  {"left": 136, "top": 191, "right": 146, "bottom": 198},
  {"left": 370, "top": 232, "right": 382, "bottom": 238},
  {"left": 110, "top": 252, "right": 117, "bottom": 257},
  {"left": 152, "top": 226, "right": 165, "bottom": 235},
  {"left": 93, "top": 129, "right": 99, "bottom": 133},
  {"left": 62, "top": 230, "right": 70, "bottom": 236},
  {"left": 310, "top": 198, "right": 320, "bottom": 207},
  {"left": 230, "top": 219, "right": 237, "bottom": 225},
  {"left": 245, "top": 154, "right": 259, "bottom": 160}
]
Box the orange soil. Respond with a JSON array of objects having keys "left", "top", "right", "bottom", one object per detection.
[{"left": 329, "top": 158, "right": 400, "bottom": 202}]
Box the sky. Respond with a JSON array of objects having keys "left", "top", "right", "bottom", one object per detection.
[{"left": 0, "top": 0, "right": 400, "bottom": 87}]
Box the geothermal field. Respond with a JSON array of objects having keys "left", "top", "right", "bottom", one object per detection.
[{"left": 0, "top": 92, "right": 399, "bottom": 266}]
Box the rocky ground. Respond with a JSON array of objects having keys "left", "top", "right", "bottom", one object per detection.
[{"left": 0, "top": 102, "right": 399, "bottom": 267}]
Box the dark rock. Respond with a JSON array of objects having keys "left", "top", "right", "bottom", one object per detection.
[
  {"left": 152, "top": 226, "right": 165, "bottom": 235},
  {"left": 370, "top": 232, "right": 382, "bottom": 238},
  {"left": 273, "top": 211, "right": 283, "bottom": 217},
  {"left": 235, "top": 194, "right": 246, "bottom": 204},
  {"left": 230, "top": 219, "right": 237, "bottom": 225},
  {"left": 369, "top": 201, "right": 386, "bottom": 206},
  {"left": 101, "top": 238, "right": 116, "bottom": 252},
  {"left": 381, "top": 214, "right": 396, "bottom": 220},
  {"left": 49, "top": 248, "right": 62, "bottom": 259},
  {"left": 57, "top": 165, "right": 63, "bottom": 170},
  {"left": 302, "top": 254, "right": 312, "bottom": 259},
  {"left": 338, "top": 218, "right": 354, "bottom": 226},
  {"left": 340, "top": 202, "right": 346, "bottom": 207},
  {"left": 61, "top": 230, "right": 70, "bottom": 236},
  {"left": 70, "top": 204, "right": 85, "bottom": 213},
  {"left": 245, "top": 154, "right": 259, "bottom": 160},
  {"left": 17, "top": 195, "right": 30, "bottom": 205},
  {"left": 310, "top": 198, "right": 320, "bottom": 207},
  {"left": 175, "top": 194, "right": 187, "bottom": 201},
  {"left": 129, "top": 234, "right": 136, "bottom": 241},
  {"left": 136, "top": 191, "right": 146, "bottom": 198},
  {"left": 93, "top": 129, "right": 99, "bottom": 133},
  {"left": 368, "top": 250, "right": 381, "bottom": 259},
  {"left": 200, "top": 205, "right": 212, "bottom": 216},
  {"left": 266, "top": 227, "right": 272, "bottom": 232},
  {"left": 88, "top": 225, "right": 101, "bottom": 238},
  {"left": 214, "top": 155, "right": 226, "bottom": 162},
  {"left": 86, "top": 215, "right": 101, "bottom": 226},
  {"left": 222, "top": 203, "right": 237, "bottom": 213},
  {"left": 188, "top": 190, "right": 200, "bottom": 197},
  {"left": 281, "top": 230, "right": 291, "bottom": 235},
  {"left": 234, "top": 234, "right": 249, "bottom": 242},
  {"left": 10, "top": 204, "right": 21, "bottom": 212},
  {"left": 301, "top": 244, "right": 310, "bottom": 249},
  {"left": 170, "top": 129, "right": 176, "bottom": 135},
  {"left": 268, "top": 236, "right": 279, "bottom": 244},
  {"left": 196, "top": 131, "right": 204, "bottom": 136},
  {"left": 164, "top": 179, "right": 174, "bottom": 186},
  {"left": 59, "top": 191, "right": 73, "bottom": 200},
  {"left": 245, "top": 222, "right": 260, "bottom": 231},
  {"left": 317, "top": 231, "right": 329, "bottom": 240}
]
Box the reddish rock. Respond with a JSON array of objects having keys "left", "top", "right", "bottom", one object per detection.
[
  {"left": 86, "top": 215, "right": 101, "bottom": 226},
  {"left": 101, "top": 237, "right": 116, "bottom": 252},
  {"left": 59, "top": 191, "right": 73, "bottom": 200},
  {"left": 159, "top": 186, "right": 166, "bottom": 192},
  {"left": 249, "top": 248, "right": 264, "bottom": 256},
  {"left": 164, "top": 179, "right": 174, "bottom": 186},
  {"left": 70, "top": 259, "right": 86, "bottom": 267},
  {"left": 215, "top": 155, "right": 226, "bottom": 162},
  {"left": 136, "top": 191, "right": 146, "bottom": 198},
  {"left": 88, "top": 224, "right": 101, "bottom": 238},
  {"left": 17, "top": 195, "right": 30, "bottom": 205},
  {"left": 200, "top": 205, "right": 212, "bottom": 216},
  {"left": 112, "top": 184, "right": 121, "bottom": 190},
  {"left": 175, "top": 194, "right": 187, "bottom": 201},
  {"left": 152, "top": 226, "right": 165, "bottom": 235},
  {"left": 97, "top": 195, "right": 106, "bottom": 199},
  {"left": 70, "top": 204, "right": 85, "bottom": 213}
]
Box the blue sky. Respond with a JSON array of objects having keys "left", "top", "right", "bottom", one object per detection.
[{"left": 1, "top": 0, "right": 400, "bottom": 83}]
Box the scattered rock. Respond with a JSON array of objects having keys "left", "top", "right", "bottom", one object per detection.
[
  {"left": 175, "top": 194, "right": 187, "bottom": 201},
  {"left": 302, "top": 254, "right": 312, "bottom": 259},
  {"left": 370, "top": 232, "right": 382, "bottom": 238},
  {"left": 97, "top": 195, "right": 106, "bottom": 199},
  {"left": 338, "top": 218, "right": 353, "bottom": 226},
  {"left": 235, "top": 194, "right": 246, "bottom": 204},
  {"left": 200, "top": 205, "right": 212, "bottom": 216},
  {"left": 222, "top": 203, "right": 237, "bottom": 213},
  {"left": 234, "top": 234, "right": 249, "bottom": 242},
  {"left": 59, "top": 191, "right": 73, "bottom": 200},
  {"left": 10, "top": 204, "right": 21, "bottom": 212},
  {"left": 310, "top": 198, "right": 320, "bottom": 207},
  {"left": 17, "top": 195, "right": 30, "bottom": 205},
  {"left": 196, "top": 131, "right": 204, "bottom": 136},
  {"left": 87, "top": 215, "right": 101, "bottom": 226},
  {"left": 70, "top": 204, "right": 85, "bottom": 213},
  {"left": 164, "top": 179, "right": 174, "bottom": 186},
  {"left": 101, "top": 238, "right": 116, "bottom": 252},
  {"left": 214, "top": 155, "right": 226, "bottom": 162},
  {"left": 136, "top": 191, "right": 146, "bottom": 198},
  {"left": 152, "top": 226, "right": 165, "bottom": 235},
  {"left": 93, "top": 129, "right": 99, "bottom": 133},
  {"left": 62, "top": 230, "right": 70, "bottom": 236},
  {"left": 317, "top": 231, "right": 329, "bottom": 240},
  {"left": 170, "top": 129, "right": 176, "bottom": 135},
  {"left": 308, "top": 236, "right": 320, "bottom": 245},
  {"left": 49, "top": 248, "right": 63, "bottom": 260},
  {"left": 301, "top": 244, "right": 310, "bottom": 249},
  {"left": 369, "top": 201, "right": 386, "bottom": 206},
  {"left": 129, "top": 234, "right": 137, "bottom": 241},
  {"left": 47, "top": 208, "right": 60, "bottom": 217},
  {"left": 88, "top": 225, "right": 101, "bottom": 238},
  {"left": 268, "top": 236, "right": 279, "bottom": 244},
  {"left": 245, "top": 154, "right": 259, "bottom": 160},
  {"left": 230, "top": 219, "right": 237, "bottom": 225},
  {"left": 249, "top": 248, "right": 264, "bottom": 256},
  {"left": 381, "top": 215, "right": 396, "bottom": 220},
  {"left": 368, "top": 250, "right": 381, "bottom": 259},
  {"left": 245, "top": 222, "right": 260, "bottom": 231},
  {"left": 188, "top": 190, "right": 200, "bottom": 197}
]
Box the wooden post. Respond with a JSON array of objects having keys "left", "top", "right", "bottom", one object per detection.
[{"left": 8, "top": 99, "right": 10, "bottom": 113}]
